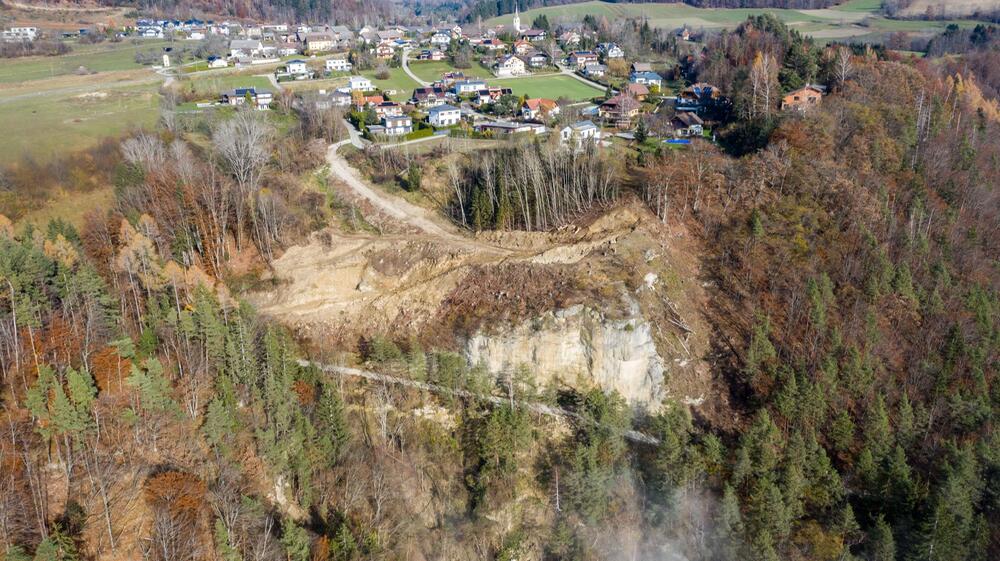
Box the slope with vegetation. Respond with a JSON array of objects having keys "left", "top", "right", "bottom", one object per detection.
[{"left": 0, "top": 12, "right": 998, "bottom": 561}]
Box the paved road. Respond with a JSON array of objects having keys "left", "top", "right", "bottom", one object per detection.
[
  {"left": 400, "top": 48, "right": 431, "bottom": 87},
  {"left": 559, "top": 64, "right": 612, "bottom": 94},
  {"left": 300, "top": 359, "right": 661, "bottom": 445}
]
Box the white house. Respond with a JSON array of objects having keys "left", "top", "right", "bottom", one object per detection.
[
  {"left": 598, "top": 42, "right": 624, "bottom": 59},
  {"left": 430, "top": 32, "right": 451, "bottom": 46},
  {"left": 453, "top": 79, "right": 487, "bottom": 95},
  {"left": 382, "top": 115, "right": 413, "bottom": 136},
  {"left": 346, "top": 76, "right": 374, "bottom": 91},
  {"left": 325, "top": 58, "right": 353, "bottom": 72},
  {"left": 582, "top": 63, "right": 607, "bottom": 78},
  {"left": 428, "top": 104, "right": 462, "bottom": 127},
  {"left": 229, "top": 39, "right": 264, "bottom": 59},
  {"left": 207, "top": 56, "right": 228, "bottom": 68},
  {"left": 493, "top": 54, "right": 527, "bottom": 78},
  {"left": 2, "top": 26, "right": 38, "bottom": 42},
  {"left": 630, "top": 71, "right": 664, "bottom": 88},
  {"left": 560, "top": 120, "right": 600, "bottom": 147},
  {"left": 286, "top": 59, "right": 309, "bottom": 75}
]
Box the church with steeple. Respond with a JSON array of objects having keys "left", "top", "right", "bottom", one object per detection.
[{"left": 512, "top": 4, "right": 522, "bottom": 33}]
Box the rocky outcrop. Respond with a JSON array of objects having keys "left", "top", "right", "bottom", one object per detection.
[{"left": 465, "top": 305, "right": 666, "bottom": 411}]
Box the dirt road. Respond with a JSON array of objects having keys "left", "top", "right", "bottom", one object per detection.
[
  {"left": 301, "top": 359, "right": 661, "bottom": 445},
  {"left": 326, "top": 140, "right": 510, "bottom": 253}
]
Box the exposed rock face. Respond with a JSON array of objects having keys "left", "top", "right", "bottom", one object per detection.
[{"left": 465, "top": 305, "right": 666, "bottom": 411}]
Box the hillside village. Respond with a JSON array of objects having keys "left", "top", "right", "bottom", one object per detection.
[{"left": 5, "top": 5, "right": 828, "bottom": 148}]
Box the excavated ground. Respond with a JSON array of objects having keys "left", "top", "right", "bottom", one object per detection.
[{"left": 250, "top": 146, "right": 727, "bottom": 419}]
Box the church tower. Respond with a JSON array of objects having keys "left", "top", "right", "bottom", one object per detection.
[{"left": 512, "top": 4, "right": 522, "bottom": 33}]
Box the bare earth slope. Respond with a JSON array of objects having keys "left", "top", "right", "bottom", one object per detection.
[{"left": 252, "top": 144, "right": 727, "bottom": 420}]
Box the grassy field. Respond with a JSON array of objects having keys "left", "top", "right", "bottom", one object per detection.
[
  {"left": 0, "top": 82, "right": 159, "bottom": 165},
  {"left": 408, "top": 60, "right": 493, "bottom": 82},
  {"left": 174, "top": 74, "right": 274, "bottom": 100},
  {"left": 359, "top": 66, "right": 421, "bottom": 95},
  {"left": 0, "top": 39, "right": 173, "bottom": 84},
  {"left": 484, "top": 1, "right": 985, "bottom": 42},
  {"left": 492, "top": 74, "right": 603, "bottom": 101}
]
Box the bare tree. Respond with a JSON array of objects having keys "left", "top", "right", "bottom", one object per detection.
[
  {"left": 121, "top": 133, "right": 166, "bottom": 170},
  {"left": 212, "top": 108, "right": 273, "bottom": 251},
  {"left": 835, "top": 46, "right": 854, "bottom": 87}
]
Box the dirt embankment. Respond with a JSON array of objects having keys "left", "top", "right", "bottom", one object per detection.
[{"left": 250, "top": 146, "right": 726, "bottom": 419}]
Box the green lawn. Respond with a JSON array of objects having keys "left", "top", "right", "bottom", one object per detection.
[
  {"left": 833, "top": 0, "right": 882, "bottom": 12},
  {"left": 0, "top": 83, "right": 159, "bottom": 165},
  {"left": 360, "top": 66, "right": 421, "bottom": 95},
  {"left": 408, "top": 60, "right": 493, "bottom": 82},
  {"left": 484, "top": 1, "right": 985, "bottom": 42},
  {"left": 0, "top": 40, "right": 174, "bottom": 84},
  {"left": 491, "top": 74, "right": 603, "bottom": 101},
  {"left": 175, "top": 74, "right": 274, "bottom": 100}
]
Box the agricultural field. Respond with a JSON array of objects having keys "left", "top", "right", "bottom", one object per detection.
[
  {"left": 492, "top": 74, "right": 603, "bottom": 100},
  {"left": 408, "top": 60, "right": 493, "bottom": 82},
  {"left": 0, "top": 39, "right": 172, "bottom": 83},
  {"left": 484, "top": 0, "right": 986, "bottom": 43}
]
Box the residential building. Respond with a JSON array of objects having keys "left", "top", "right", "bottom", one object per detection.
[
  {"left": 630, "top": 71, "right": 664, "bottom": 88},
  {"left": 599, "top": 94, "right": 642, "bottom": 127},
  {"left": 286, "top": 59, "right": 309, "bottom": 75},
  {"left": 631, "top": 62, "right": 653, "bottom": 74},
  {"left": 453, "top": 79, "right": 487, "bottom": 95},
  {"left": 229, "top": 39, "right": 264, "bottom": 59},
  {"left": 302, "top": 32, "right": 336, "bottom": 52},
  {"left": 428, "top": 104, "right": 462, "bottom": 127},
  {"left": 476, "top": 86, "right": 513, "bottom": 105},
  {"left": 671, "top": 111, "right": 704, "bottom": 137},
  {"left": 521, "top": 28, "right": 547, "bottom": 42},
  {"left": 325, "top": 58, "right": 352, "bottom": 72},
  {"left": 781, "top": 84, "right": 824, "bottom": 111},
  {"left": 582, "top": 63, "right": 607, "bottom": 78},
  {"left": 314, "top": 90, "right": 352, "bottom": 108},
  {"left": 676, "top": 82, "right": 725, "bottom": 114},
  {"left": 411, "top": 86, "right": 449, "bottom": 107},
  {"left": 493, "top": 54, "right": 527, "bottom": 78},
  {"left": 346, "top": 76, "right": 374, "bottom": 92},
  {"left": 207, "top": 56, "right": 228, "bottom": 68},
  {"left": 382, "top": 115, "right": 413, "bottom": 136},
  {"left": 475, "top": 121, "right": 545, "bottom": 135},
  {"left": 220, "top": 87, "right": 272, "bottom": 110},
  {"left": 513, "top": 40, "right": 533, "bottom": 55},
  {"left": 375, "top": 42, "right": 394, "bottom": 59},
  {"left": 480, "top": 38, "right": 506, "bottom": 51},
  {"left": 598, "top": 42, "right": 624, "bottom": 59},
  {"left": 625, "top": 83, "right": 650, "bottom": 101},
  {"left": 559, "top": 30, "right": 581, "bottom": 46},
  {"left": 560, "top": 120, "right": 600, "bottom": 146},
  {"left": 521, "top": 98, "right": 560, "bottom": 121},
  {"left": 374, "top": 101, "right": 404, "bottom": 118},
  {"left": 522, "top": 51, "right": 550, "bottom": 68},
  {"left": 1, "top": 26, "right": 38, "bottom": 42},
  {"left": 568, "top": 51, "right": 598, "bottom": 69},
  {"left": 430, "top": 32, "right": 451, "bottom": 45}
]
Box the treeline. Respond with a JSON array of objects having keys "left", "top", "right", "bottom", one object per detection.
[
  {"left": 90, "top": 0, "right": 396, "bottom": 23},
  {"left": 0, "top": 40, "right": 69, "bottom": 59},
  {"left": 461, "top": 0, "right": 839, "bottom": 22},
  {"left": 450, "top": 142, "right": 621, "bottom": 231}
]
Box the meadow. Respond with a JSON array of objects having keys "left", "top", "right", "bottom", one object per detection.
[
  {"left": 360, "top": 66, "right": 421, "bottom": 94},
  {"left": 493, "top": 74, "right": 604, "bottom": 100},
  {"left": 0, "top": 39, "right": 172, "bottom": 84},
  {"left": 408, "top": 60, "right": 494, "bottom": 82},
  {"left": 0, "top": 82, "right": 159, "bottom": 165},
  {"left": 175, "top": 73, "right": 274, "bottom": 100},
  {"left": 484, "top": 0, "right": 985, "bottom": 42}
]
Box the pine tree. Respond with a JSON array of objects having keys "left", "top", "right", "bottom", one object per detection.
[
  {"left": 867, "top": 516, "right": 895, "bottom": 561},
  {"left": 716, "top": 484, "right": 746, "bottom": 561}
]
